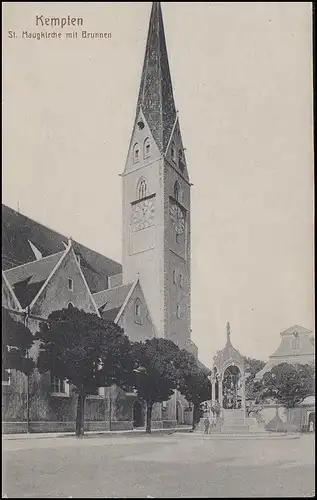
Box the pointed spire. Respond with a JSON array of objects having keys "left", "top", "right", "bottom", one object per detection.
[
  {"left": 226, "top": 322, "right": 231, "bottom": 343},
  {"left": 136, "top": 2, "right": 177, "bottom": 153}
]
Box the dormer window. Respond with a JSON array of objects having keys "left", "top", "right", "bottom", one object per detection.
[
  {"left": 68, "top": 278, "right": 73, "bottom": 291},
  {"left": 144, "top": 138, "right": 151, "bottom": 159},
  {"left": 137, "top": 178, "right": 147, "bottom": 199},
  {"left": 133, "top": 143, "right": 140, "bottom": 163}
]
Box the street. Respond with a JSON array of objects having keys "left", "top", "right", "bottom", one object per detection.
[{"left": 2, "top": 432, "right": 315, "bottom": 498}]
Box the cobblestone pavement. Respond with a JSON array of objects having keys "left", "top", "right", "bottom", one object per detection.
[{"left": 2, "top": 433, "right": 315, "bottom": 498}]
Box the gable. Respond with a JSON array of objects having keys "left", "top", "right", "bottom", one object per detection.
[
  {"left": 165, "top": 118, "right": 189, "bottom": 181},
  {"left": 117, "top": 281, "right": 156, "bottom": 342},
  {"left": 30, "top": 248, "right": 99, "bottom": 318},
  {"left": 280, "top": 325, "right": 313, "bottom": 336},
  {"left": 123, "top": 110, "right": 161, "bottom": 175}
]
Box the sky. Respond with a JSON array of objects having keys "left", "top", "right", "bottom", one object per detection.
[{"left": 2, "top": 2, "right": 314, "bottom": 369}]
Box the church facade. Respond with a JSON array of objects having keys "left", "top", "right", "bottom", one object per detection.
[{"left": 2, "top": 2, "right": 200, "bottom": 433}]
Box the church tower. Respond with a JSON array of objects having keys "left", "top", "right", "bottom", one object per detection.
[{"left": 122, "top": 2, "right": 192, "bottom": 352}]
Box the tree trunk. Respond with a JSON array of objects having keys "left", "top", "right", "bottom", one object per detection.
[
  {"left": 145, "top": 401, "right": 153, "bottom": 434},
  {"left": 76, "top": 392, "right": 86, "bottom": 438},
  {"left": 192, "top": 404, "right": 198, "bottom": 430}
]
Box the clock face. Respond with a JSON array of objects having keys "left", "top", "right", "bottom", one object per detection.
[
  {"left": 132, "top": 198, "right": 155, "bottom": 231},
  {"left": 170, "top": 203, "right": 185, "bottom": 235}
]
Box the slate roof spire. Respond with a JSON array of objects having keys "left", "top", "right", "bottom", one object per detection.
[{"left": 136, "top": 2, "right": 177, "bottom": 153}]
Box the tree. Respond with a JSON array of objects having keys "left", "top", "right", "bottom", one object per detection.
[
  {"left": 2, "top": 306, "right": 35, "bottom": 382},
  {"left": 174, "top": 349, "right": 211, "bottom": 429},
  {"left": 131, "top": 338, "right": 180, "bottom": 433},
  {"left": 36, "top": 306, "right": 134, "bottom": 437},
  {"left": 243, "top": 356, "right": 266, "bottom": 402},
  {"left": 261, "top": 363, "right": 315, "bottom": 409}
]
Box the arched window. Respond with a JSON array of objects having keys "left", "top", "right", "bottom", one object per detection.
[
  {"left": 133, "top": 143, "right": 140, "bottom": 163},
  {"left": 172, "top": 270, "right": 177, "bottom": 284},
  {"left": 174, "top": 180, "right": 182, "bottom": 203},
  {"left": 143, "top": 138, "right": 151, "bottom": 159},
  {"left": 67, "top": 301, "right": 74, "bottom": 309},
  {"left": 137, "top": 178, "right": 147, "bottom": 199},
  {"left": 135, "top": 298, "right": 141, "bottom": 317},
  {"left": 171, "top": 141, "right": 176, "bottom": 162}
]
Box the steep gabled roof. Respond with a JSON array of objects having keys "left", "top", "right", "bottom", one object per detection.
[
  {"left": 4, "top": 251, "right": 64, "bottom": 309},
  {"left": 2, "top": 204, "right": 122, "bottom": 293},
  {"left": 93, "top": 283, "right": 134, "bottom": 311},
  {"left": 135, "top": 2, "right": 177, "bottom": 153}
]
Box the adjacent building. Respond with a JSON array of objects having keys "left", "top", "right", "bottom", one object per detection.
[{"left": 255, "top": 325, "right": 315, "bottom": 380}]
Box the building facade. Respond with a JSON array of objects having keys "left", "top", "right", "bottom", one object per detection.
[
  {"left": 2, "top": 2, "right": 198, "bottom": 433},
  {"left": 255, "top": 325, "right": 315, "bottom": 380}
]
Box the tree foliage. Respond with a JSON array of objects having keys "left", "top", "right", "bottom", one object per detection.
[
  {"left": 243, "top": 356, "right": 266, "bottom": 401},
  {"left": 260, "top": 362, "right": 315, "bottom": 408},
  {"left": 130, "top": 338, "right": 180, "bottom": 433},
  {"left": 2, "top": 306, "right": 35, "bottom": 381},
  {"left": 36, "top": 306, "right": 134, "bottom": 436},
  {"left": 174, "top": 349, "right": 211, "bottom": 429}
]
